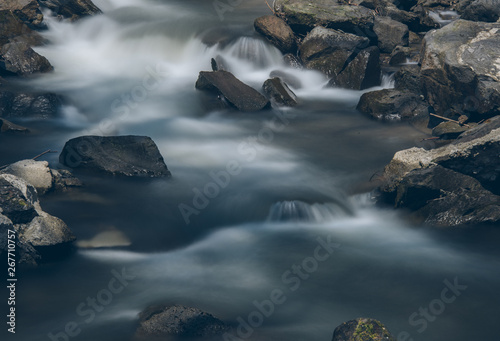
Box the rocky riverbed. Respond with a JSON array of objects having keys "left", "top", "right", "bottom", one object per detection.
[{"left": 0, "top": 0, "right": 499, "bottom": 340}]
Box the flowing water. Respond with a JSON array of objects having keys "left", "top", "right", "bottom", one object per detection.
[{"left": 1, "top": 1, "right": 499, "bottom": 341}]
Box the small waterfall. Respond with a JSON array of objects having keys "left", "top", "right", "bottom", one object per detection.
[
  {"left": 222, "top": 36, "right": 284, "bottom": 68},
  {"left": 267, "top": 200, "right": 351, "bottom": 223},
  {"left": 381, "top": 72, "right": 395, "bottom": 89}
]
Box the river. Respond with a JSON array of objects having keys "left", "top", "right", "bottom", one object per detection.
[{"left": 2, "top": 0, "right": 500, "bottom": 340}]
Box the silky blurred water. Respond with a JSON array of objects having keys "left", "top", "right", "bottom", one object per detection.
[{"left": 1, "top": 1, "right": 499, "bottom": 341}]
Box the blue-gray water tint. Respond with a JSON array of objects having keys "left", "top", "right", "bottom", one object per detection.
[{"left": 1, "top": 1, "right": 499, "bottom": 341}]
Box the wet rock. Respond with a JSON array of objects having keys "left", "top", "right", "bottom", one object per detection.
[
  {"left": 0, "top": 213, "right": 40, "bottom": 266},
  {"left": 38, "top": 0, "right": 102, "bottom": 20},
  {"left": 454, "top": 115, "right": 500, "bottom": 143},
  {"left": 394, "top": 65, "right": 422, "bottom": 93},
  {"left": 0, "top": 41, "right": 52, "bottom": 76},
  {"left": 381, "top": 126, "right": 500, "bottom": 195},
  {"left": 383, "top": 165, "right": 500, "bottom": 226},
  {"left": 0, "top": 0, "right": 44, "bottom": 29},
  {"left": 461, "top": 0, "right": 500, "bottom": 22},
  {"left": 1, "top": 160, "right": 82, "bottom": 195},
  {"left": 0, "top": 173, "right": 75, "bottom": 264},
  {"left": 357, "top": 89, "right": 429, "bottom": 121},
  {"left": 274, "top": 0, "right": 376, "bottom": 37},
  {"left": 389, "top": 45, "right": 410, "bottom": 66},
  {"left": 59, "top": 136, "right": 171, "bottom": 178},
  {"left": 270, "top": 70, "right": 302, "bottom": 89},
  {"left": 420, "top": 20, "right": 500, "bottom": 119},
  {"left": 263, "top": 77, "right": 298, "bottom": 107},
  {"left": 431, "top": 121, "right": 471, "bottom": 139},
  {"left": 0, "top": 9, "right": 42, "bottom": 47},
  {"left": 254, "top": 15, "right": 296, "bottom": 53},
  {"left": 195, "top": 70, "right": 270, "bottom": 111},
  {"left": 328, "top": 46, "right": 381, "bottom": 90},
  {"left": 283, "top": 53, "right": 302, "bottom": 69},
  {"left": 332, "top": 318, "right": 395, "bottom": 341},
  {"left": 0, "top": 174, "right": 38, "bottom": 224},
  {"left": 136, "top": 305, "right": 228, "bottom": 338},
  {"left": 299, "top": 26, "right": 370, "bottom": 78},
  {"left": 211, "top": 55, "right": 229, "bottom": 72},
  {"left": 0, "top": 117, "right": 29, "bottom": 133},
  {"left": 374, "top": 16, "right": 409, "bottom": 53}
]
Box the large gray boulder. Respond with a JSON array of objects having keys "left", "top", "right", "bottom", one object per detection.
[
  {"left": 59, "top": 136, "right": 171, "bottom": 178},
  {"left": 420, "top": 20, "right": 500, "bottom": 119},
  {"left": 136, "top": 305, "right": 229, "bottom": 338},
  {"left": 299, "top": 26, "right": 369, "bottom": 78},
  {"left": 274, "top": 0, "right": 376, "bottom": 37},
  {"left": 332, "top": 318, "right": 395, "bottom": 341},
  {"left": 196, "top": 70, "right": 270, "bottom": 111},
  {"left": 254, "top": 15, "right": 296, "bottom": 54},
  {"left": 374, "top": 16, "right": 409, "bottom": 53},
  {"left": 38, "top": 0, "right": 102, "bottom": 20}
]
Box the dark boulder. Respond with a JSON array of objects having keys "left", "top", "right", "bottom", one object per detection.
[
  {"left": 389, "top": 45, "right": 410, "bottom": 66},
  {"left": 332, "top": 318, "right": 395, "bottom": 341},
  {"left": 136, "top": 305, "right": 228, "bottom": 338},
  {"left": 357, "top": 89, "right": 429, "bottom": 121},
  {"left": 274, "top": 0, "right": 376, "bottom": 37},
  {"left": 385, "top": 165, "right": 500, "bottom": 226},
  {"left": 59, "top": 135, "right": 172, "bottom": 178},
  {"left": 394, "top": 65, "right": 422, "bottom": 94},
  {"left": 0, "top": 9, "right": 42, "bottom": 47},
  {"left": 263, "top": 77, "right": 298, "bottom": 107},
  {"left": 38, "top": 0, "right": 102, "bottom": 20},
  {"left": 461, "top": 0, "right": 500, "bottom": 22},
  {"left": 299, "top": 26, "right": 369, "bottom": 77},
  {"left": 254, "top": 15, "right": 296, "bottom": 54},
  {"left": 374, "top": 16, "right": 409, "bottom": 53},
  {"left": 420, "top": 20, "right": 500, "bottom": 119},
  {"left": 195, "top": 70, "right": 270, "bottom": 111},
  {"left": 454, "top": 115, "right": 500, "bottom": 143},
  {"left": 328, "top": 46, "right": 381, "bottom": 90}
]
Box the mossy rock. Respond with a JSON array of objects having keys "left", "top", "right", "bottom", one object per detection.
[{"left": 332, "top": 318, "right": 395, "bottom": 341}]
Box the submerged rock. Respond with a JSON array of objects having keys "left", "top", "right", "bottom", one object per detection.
[
  {"left": 0, "top": 90, "right": 61, "bottom": 118},
  {"left": 196, "top": 70, "right": 270, "bottom": 111},
  {"left": 59, "top": 136, "right": 171, "bottom": 178},
  {"left": 420, "top": 20, "right": 500, "bottom": 119},
  {"left": 263, "top": 77, "right": 298, "bottom": 107},
  {"left": 0, "top": 117, "right": 29, "bottom": 133},
  {"left": 136, "top": 305, "right": 229, "bottom": 338},
  {"left": 332, "top": 318, "right": 395, "bottom": 341},
  {"left": 254, "top": 15, "right": 296, "bottom": 53}
]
